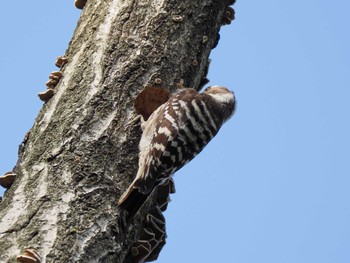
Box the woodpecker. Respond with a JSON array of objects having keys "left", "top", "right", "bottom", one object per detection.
[{"left": 118, "top": 86, "right": 236, "bottom": 213}]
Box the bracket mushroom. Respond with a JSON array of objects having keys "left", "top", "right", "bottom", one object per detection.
[
  {"left": 47, "top": 71, "right": 63, "bottom": 89},
  {"left": 55, "top": 56, "right": 68, "bottom": 68},
  {"left": 45, "top": 79, "right": 58, "bottom": 89},
  {"left": 130, "top": 240, "right": 152, "bottom": 263},
  {"left": 38, "top": 70, "right": 63, "bottom": 102},
  {"left": 16, "top": 248, "right": 41, "bottom": 263},
  {"left": 50, "top": 71, "right": 63, "bottom": 79},
  {"left": 0, "top": 171, "right": 16, "bottom": 189},
  {"left": 222, "top": 6, "right": 235, "bottom": 25},
  {"left": 75, "top": 0, "right": 87, "bottom": 9},
  {"left": 143, "top": 207, "right": 167, "bottom": 262},
  {"left": 129, "top": 206, "right": 167, "bottom": 262},
  {"left": 38, "top": 88, "right": 54, "bottom": 102}
]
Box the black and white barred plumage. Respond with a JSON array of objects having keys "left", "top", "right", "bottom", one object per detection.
[{"left": 118, "top": 86, "right": 236, "bottom": 212}]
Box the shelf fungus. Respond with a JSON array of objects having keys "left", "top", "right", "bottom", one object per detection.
[
  {"left": 145, "top": 207, "right": 166, "bottom": 244},
  {"left": 55, "top": 56, "right": 68, "bottom": 68},
  {"left": 0, "top": 171, "right": 16, "bottom": 189},
  {"left": 38, "top": 88, "right": 54, "bottom": 102},
  {"left": 45, "top": 79, "right": 58, "bottom": 89},
  {"left": 144, "top": 207, "right": 167, "bottom": 262},
  {"left": 154, "top": 78, "right": 162, "bottom": 85},
  {"left": 48, "top": 75, "right": 60, "bottom": 81},
  {"left": 222, "top": 6, "right": 235, "bottom": 25},
  {"left": 172, "top": 14, "right": 184, "bottom": 23},
  {"left": 75, "top": 0, "right": 87, "bottom": 9},
  {"left": 38, "top": 70, "right": 63, "bottom": 102},
  {"left": 131, "top": 240, "right": 152, "bottom": 263},
  {"left": 202, "top": 35, "right": 209, "bottom": 44},
  {"left": 130, "top": 207, "right": 167, "bottom": 262},
  {"left": 48, "top": 71, "right": 63, "bottom": 88},
  {"left": 127, "top": 178, "right": 173, "bottom": 262},
  {"left": 16, "top": 248, "right": 41, "bottom": 263},
  {"left": 51, "top": 71, "right": 63, "bottom": 79},
  {"left": 175, "top": 79, "right": 186, "bottom": 90}
]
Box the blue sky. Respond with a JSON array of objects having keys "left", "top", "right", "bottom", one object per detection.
[{"left": 1, "top": 1, "right": 350, "bottom": 263}]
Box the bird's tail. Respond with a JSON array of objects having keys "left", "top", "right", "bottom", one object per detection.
[
  {"left": 118, "top": 178, "right": 175, "bottom": 217},
  {"left": 118, "top": 182, "right": 149, "bottom": 217}
]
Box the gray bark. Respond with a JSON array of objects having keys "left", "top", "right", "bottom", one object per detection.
[{"left": 0, "top": 0, "right": 233, "bottom": 262}]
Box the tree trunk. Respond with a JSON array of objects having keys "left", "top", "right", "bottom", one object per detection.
[{"left": 0, "top": 0, "right": 234, "bottom": 262}]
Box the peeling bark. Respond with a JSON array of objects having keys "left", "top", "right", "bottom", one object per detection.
[{"left": 0, "top": 0, "right": 234, "bottom": 262}]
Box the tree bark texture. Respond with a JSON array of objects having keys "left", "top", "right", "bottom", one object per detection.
[{"left": 0, "top": 0, "right": 234, "bottom": 262}]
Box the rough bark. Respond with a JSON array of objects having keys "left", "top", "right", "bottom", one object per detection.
[{"left": 0, "top": 0, "right": 233, "bottom": 262}]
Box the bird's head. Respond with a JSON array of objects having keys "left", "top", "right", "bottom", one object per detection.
[{"left": 204, "top": 86, "right": 236, "bottom": 121}]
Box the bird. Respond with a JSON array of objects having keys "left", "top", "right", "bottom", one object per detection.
[{"left": 118, "top": 86, "right": 236, "bottom": 215}]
